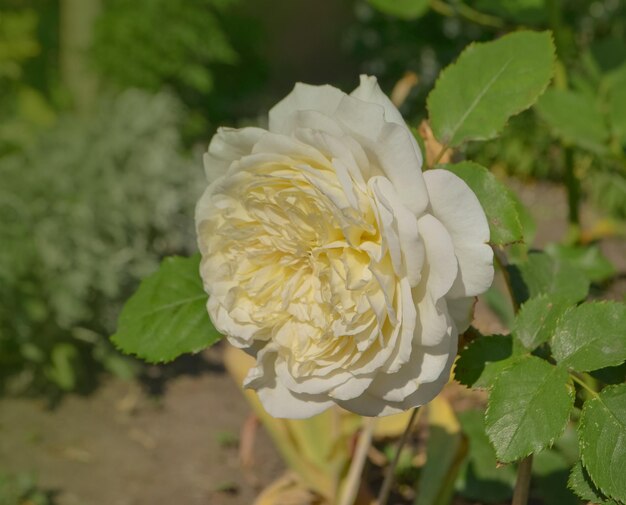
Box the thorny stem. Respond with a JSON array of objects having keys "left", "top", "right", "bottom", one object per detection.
[
  {"left": 429, "top": 0, "right": 504, "bottom": 28},
  {"left": 338, "top": 417, "right": 376, "bottom": 505},
  {"left": 512, "top": 455, "right": 534, "bottom": 505},
  {"left": 377, "top": 407, "right": 420, "bottom": 505}
]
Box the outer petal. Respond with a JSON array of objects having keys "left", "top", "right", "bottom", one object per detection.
[
  {"left": 416, "top": 214, "right": 458, "bottom": 301},
  {"left": 424, "top": 169, "right": 494, "bottom": 298},
  {"left": 350, "top": 74, "right": 408, "bottom": 130},
  {"left": 244, "top": 349, "right": 334, "bottom": 419},
  {"left": 447, "top": 297, "right": 476, "bottom": 333},
  {"left": 366, "top": 337, "right": 453, "bottom": 403},
  {"left": 269, "top": 83, "right": 346, "bottom": 134},
  {"left": 204, "top": 127, "right": 266, "bottom": 181}
]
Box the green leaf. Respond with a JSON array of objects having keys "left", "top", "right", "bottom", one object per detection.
[
  {"left": 483, "top": 286, "right": 515, "bottom": 328},
  {"left": 535, "top": 88, "right": 609, "bottom": 154},
  {"left": 455, "top": 335, "right": 524, "bottom": 389},
  {"left": 485, "top": 356, "right": 574, "bottom": 462},
  {"left": 579, "top": 384, "right": 626, "bottom": 502},
  {"left": 111, "top": 255, "right": 221, "bottom": 363},
  {"left": 568, "top": 462, "right": 618, "bottom": 505},
  {"left": 427, "top": 30, "right": 555, "bottom": 147},
  {"left": 551, "top": 301, "right": 626, "bottom": 373},
  {"left": 442, "top": 162, "right": 523, "bottom": 245},
  {"left": 513, "top": 251, "right": 590, "bottom": 305},
  {"left": 366, "top": 0, "right": 429, "bottom": 19},
  {"left": 545, "top": 243, "right": 615, "bottom": 283},
  {"left": 512, "top": 293, "right": 572, "bottom": 350},
  {"left": 457, "top": 409, "right": 515, "bottom": 503}
]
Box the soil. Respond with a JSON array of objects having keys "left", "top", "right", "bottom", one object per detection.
[{"left": 1, "top": 181, "right": 624, "bottom": 505}]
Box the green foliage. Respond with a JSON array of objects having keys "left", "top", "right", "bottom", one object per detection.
[
  {"left": 0, "top": 472, "right": 52, "bottom": 505},
  {"left": 0, "top": 90, "right": 201, "bottom": 393},
  {"left": 545, "top": 243, "right": 615, "bottom": 284},
  {"left": 112, "top": 255, "right": 221, "bottom": 363},
  {"left": 579, "top": 384, "right": 626, "bottom": 503},
  {"left": 568, "top": 462, "right": 617, "bottom": 505},
  {"left": 532, "top": 449, "right": 579, "bottom": 505},
  {"left": 427, "top": 31, "right": 555, "bottom": 147},
  {"left": 535, "top": 89, "right": 609, "bottom": 154},
  {"left": 366, "top": 0, "right": 429, "bottom": 20},
  {"left": 454, "top": 335, "right": 522, "bottom": 389},
  {"left": 473, "top": 0, "right": 546, "bottom": 24},
  {"left": 551, "top": 302, "right": 626, "bottom": 373},
  {"left": 0, "top": 8, "right": 39, "bottom": 79},
  {"left": 0, "top": 7, "right": 54, "bottom": 155},
  {"left": 91, "top": 0, "right": 265, "bottom": 138},
  {"left": 512, "top": 251, "right": 590, "bottom": 305},
  {"left": 608, "top": 73, "right": 626, "bottom": 145},
  {"left": 512, "top": 294, "right": 571, "bottom": 351},
  {"left": 485, "top": 356, "right": 574, "bottom": 462},
  {"left": 441, "top": 161, "right": 523, "bottom": 245},
  {"left": 92, "top": 0, "right": 238, "bottom": 94},
  {"left": 456, "top": 409, "right": 515, "bottom": 502}
]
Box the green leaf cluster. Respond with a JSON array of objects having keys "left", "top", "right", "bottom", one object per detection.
[{"left": 456, "top": 252, "right": 626, "bottom": 503}]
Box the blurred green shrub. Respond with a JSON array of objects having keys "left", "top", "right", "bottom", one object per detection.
[
  {"left": 0, "top": 472, "right": 52, "bottom": 505},
  {"left": 0, "top": 89, "right": 202, "bottom": 394},
  {"left": 92, "top": 0, "right": 239, "bottom": 94},
  {"left": 91, "top": 0, "right": 265, "bottom": 139},
  {"left": 0, "top": 7, "right": 56, "bottom": 155}
]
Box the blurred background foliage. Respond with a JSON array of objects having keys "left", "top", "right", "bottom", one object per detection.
[{"left": 1, "top": 0, "right": 625, "bottom": 401}]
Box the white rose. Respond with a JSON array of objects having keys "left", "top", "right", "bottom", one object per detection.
[{"left": 196, "top": 75, "right": 493, "bottom": 418}]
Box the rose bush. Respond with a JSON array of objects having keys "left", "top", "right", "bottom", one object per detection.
[{"left": 195, "top": 75, "right": 493, "bottom": 418}]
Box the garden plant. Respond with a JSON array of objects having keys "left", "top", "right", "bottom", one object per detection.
[{"left": 112, "top": 19, "right": 626, "bottom": 505}]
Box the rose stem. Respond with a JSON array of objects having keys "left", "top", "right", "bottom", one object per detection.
[
  {"left": 377, "top": 407, "right": 419, "bottom": 505},
  {"left": 512, "top": 455, "right": 533, "bottom": 505},
  {"left": 338, "top": 417, "right": 376, "bottom": 505}
]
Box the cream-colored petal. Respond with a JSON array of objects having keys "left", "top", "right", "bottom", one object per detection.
[
  {"left": 350, "top": 74, "right": 407, "bottom": 128},
  {"left": 269, "top": 83, "right": 346, "bottom": 134},
  {"left": 245, "top": 350, "right": 334, "bottom": 419},
  {"left": 204, "top": 127, "right": 266, "bottom": 181},
  {"left": 446, "top": 297, "right": 476, "bottom": 333},
  {"left": 369, "top": 176, "right": 424, "bottom": 286},
  {"left": 424, "top": 169, "right": 494, "bottom": 298},
  {"left": 416, "top": 214, "right": 458, "bottom": 301}
]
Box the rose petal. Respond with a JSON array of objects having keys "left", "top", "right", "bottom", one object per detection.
[
  {"left": 269, "top": 83, "right": 346, "bottom": 134},
  {"left": 424, "top": 169, "right": 494, "bottom": 298}
]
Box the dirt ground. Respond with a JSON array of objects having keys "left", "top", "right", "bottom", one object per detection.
[{"left": 1, "top": 181, "right": 624, "bottom": 505}]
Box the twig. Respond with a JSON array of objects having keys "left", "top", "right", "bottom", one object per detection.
[
  {"left": 338, "top": 417, "right": 377, "bottom": 505},
  {"left": 377, "top": 407, "right": 420, "bottom": 505}
]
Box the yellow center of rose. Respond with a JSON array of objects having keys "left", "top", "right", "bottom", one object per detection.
[{"left": 200, "top": 158, "right": 400, "bottom": 378}]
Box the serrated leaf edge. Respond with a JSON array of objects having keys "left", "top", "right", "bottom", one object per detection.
[
  {"left": 485, "top": 357, "right": 575, "bottom": 463},
  {"left": 426, "top": 30, "right": 556, "bottom": 147},
  {"left": 578, "top": 383, "right": 626, "bottom": 503}
]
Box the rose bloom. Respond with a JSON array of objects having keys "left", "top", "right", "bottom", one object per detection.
[{"left": 196, "top": 76, "right": 493, "bottom": 418}]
